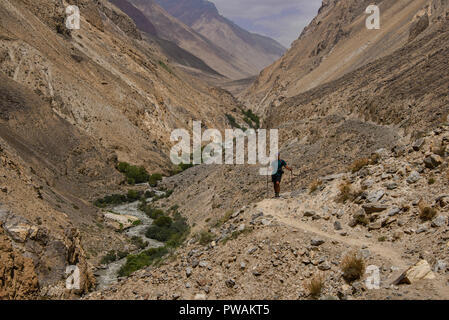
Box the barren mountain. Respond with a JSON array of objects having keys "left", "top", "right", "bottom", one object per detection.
[
  {"left": 242, "top": 0, "right": 448, "bottom": 115},
  {"left": 127, "top": 0, "right": 285, "bottom": 80},
  {"left": 155, "top": 0, "right": 286, "bottom": 75}
]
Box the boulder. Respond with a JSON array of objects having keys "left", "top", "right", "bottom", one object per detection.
[
  {"left": 303, "top": 211, "right": 316, "bottom": 217},
  {"left": 104, "top": 213, "right": 140, "bottom": 231},
  {"left": 334, "top": 221, "right": 342, "bottom": 231},
  {"left": 412, "top": 138, "right": 425, "bottom": 151},
  {"left": 431, "top": 215, "right": 447, "bottom": 228},
  {"left": 362, "top": 203, "right": 388, "bottom": 214},
  {"left": 424, "top": 154, "right": 442, "bottom": 169},
  {"left": 406, "top": 171, "right": 421, "bottom": 184},
  {"left": 393, "top": 260, "right": 436, "bottom": 285},
  {"left": 367, "top": 190, "right": 385, "bottom": 203},
  {"left": 311, "top": 238, "right": 325, "bottom": 246}
]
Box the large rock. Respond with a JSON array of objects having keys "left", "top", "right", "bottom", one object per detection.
[
  {"left": 362, "top": 203, "right": 388, "bottom": 214},
  {"left": 311, "top": 238, "right": 325, "bottom": 246},
  {"left": 424, "top": 154, "right": 443, "bottom": 169},
  {"left": 366, "top": 190, "right": 385, "bottom": 203},
  {"left": 393, "top": 260, "right": 436, "bottom": 285},
  {"left": 406, "top": 171, "right": 421, "bottom": 184},
  {"left": 412, "top": 138, "right": 425, "bottom": 151},
  {"left": 104, "top": 213, "right": 140, "bottom": 230},
  {"left": 431, "top": 215, "right": 447, "bottom": 228}
]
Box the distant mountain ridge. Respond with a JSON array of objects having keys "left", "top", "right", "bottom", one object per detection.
[{"left": 153, "top": 0, "right": 286, "bottom": 78}]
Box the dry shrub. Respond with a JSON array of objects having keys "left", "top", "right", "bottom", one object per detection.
[
  {"left": 309, "top": 179, "right": 323, "bottom": 194},
  {"left": 336, "top": 182, "right": 360, "bottom": 203},
  {"left": 350, "top": 158, "right": 371, "bottom": 173},
  {"left": 370, "top": 152, "right": 380, "bottom": 165},
  {"left": 418, "top": 200, "right": 437, "bottom": 221},
  {"left": 305, "top": 273, "right": 325, "bottom": 298},
  {"left": 340, "top": 251, "right": 366, "bottom": 283},
  {"left": 354, "top": 213, "right": 369, "bottom": 226}
]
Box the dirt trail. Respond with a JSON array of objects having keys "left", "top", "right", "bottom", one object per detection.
[{"left": 257, "top": 197, "right": 410, "bottom": 269}]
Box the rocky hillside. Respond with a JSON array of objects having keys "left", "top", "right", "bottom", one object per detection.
[
  {"left": 155, "top": 0, "right": 286, "bottom": 76},
  {"left": 0, "top": 0, "right": 243, "bottom": 299},
  {"left": 242, "top": 0, "right": 449, "bottom": 115},
  {"left": 86, "top": 0, "right": 449, "bottom": 300},
  {"left": 88, "top": 124, "right": 449, "bottom": 300},
  {"left": 127, "top": 0, "right": 285, "bottom": 80}
]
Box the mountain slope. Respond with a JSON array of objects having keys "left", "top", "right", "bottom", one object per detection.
[
  {"left": 0, "top": 0, "right": 243, "bottom": 298},
  {"left": 243, "top": 0, "right": 447, "bottom": 115},
  {"left": 126, "top": 0, "right": 255, "bottom": 79},
  {"left": 155, "top": 0, "right": 286, "bottom": 74},
  {"left": 108, "top": 0, "right": 222, "bottom": 77}
]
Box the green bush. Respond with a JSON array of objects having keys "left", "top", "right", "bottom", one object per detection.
[
  {"left": 242, "top": 109, "right": 260, "bottom": 128},
  {"left": 142, "top": 207, "right": 165, "bottom": 219},
  {"left": 226, "top": 114, "right": 241, "bottom": 129},
  {"left": 145, "top": 209, "right": 189, "bottom": 247},
  {"left": 94, "top": 190, "right": 143, "bottom": 208},
  {"left": 127, "top": 189, "right": 140, "bottom": 201},
  {"left": 149, "top": 173, "right": 163, "bottom": 187},
  {"left": 154, "top": 216, "right": 173, "bottom": 228},
  {"left": 117, "top": 162, "right": 150, "bottom": 185},
  {"left": 146, "top": 225, "right": 172, "bottom": 242},
  {"left": 118, "top": 247, "right": 169, "bottom": 277},
  {"left": 198, "top": 231, "right": 214, "bottom": 246}
]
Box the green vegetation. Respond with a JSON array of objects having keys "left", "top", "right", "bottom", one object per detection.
[
  {"left": 146, "top": 211, "right": 189, "bottom": 247},
  {"left": 213, "top": 210, "right": 233, "bottom": 228},
  {"left": 118, "top": 204, "right": 190, "bottom": 277},
  {"left": 149, "top": 173, "right": 163, "bottom": 187},
  {"left": 132, "top": 220, "right": 142, "bottom": 226},
  {"left": 226, "top": 114, "right": 242, "bottom": 129},
  {"left": 118, "top": 247, "right": 169, "bottom": 277},
  {"left": 100, "top": 250, "right": 129, "bottom": 265},
  {"left": 117, "top": 162, "right": 150, "bottom": 185},
  {"left": 94, "top": 189, "right": 152, "bottom": 208},
  {"left": 242, "top": 109, "right": 260, "bottom": 129},
  {"left": 131, "top": 236, "right": 148, "bottom": 250},
  {"left": 158, "top": 60, "right": 172, "bottom": 74},
  {"left": 197, "top": 231, "right": 215, "bottom": 246},
  {"left": 152, "top": 189, "right": 174, "bottom": 201}
]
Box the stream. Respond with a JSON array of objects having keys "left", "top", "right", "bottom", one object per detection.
[{"left": 94, "top": 189, "right": 166, "bottom": 291}]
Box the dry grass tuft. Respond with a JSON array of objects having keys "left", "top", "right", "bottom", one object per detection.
[
  {"left": 340, "top": 251, "right": 366, "bottom": 283},
  {"left": 350, "top": 158, "right": 371, "bottom": 173},
  {"left": 309, "top": 179, "right": 323, "bottom": 194},
  {"left": 305, "top": 273, "right": 325, "bottom": 298},
  {"left": 336, "top": 182, "right": 361, "bottom": 203},
  {"left": 418, "top": 200, "right": 437, "bottom": 221}
]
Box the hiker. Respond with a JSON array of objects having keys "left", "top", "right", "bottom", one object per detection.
[{"left": 271, "top": 153, "right": 292, "bottom": 198}]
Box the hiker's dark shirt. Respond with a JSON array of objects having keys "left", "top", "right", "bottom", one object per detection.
[{"left": 273, "top": 159, "right": 287, "bottom": 177}]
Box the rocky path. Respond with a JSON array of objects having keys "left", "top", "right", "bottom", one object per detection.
[{"left": 257, "top": 197, "right": 409, "bottom": 269}]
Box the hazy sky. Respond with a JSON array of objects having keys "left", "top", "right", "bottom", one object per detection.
[{"left": 211, "top": 0, "right": 323, "bottom": 47}]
